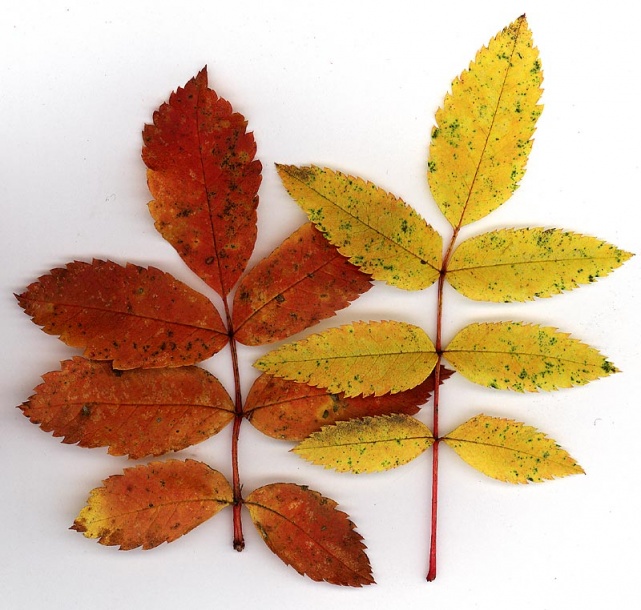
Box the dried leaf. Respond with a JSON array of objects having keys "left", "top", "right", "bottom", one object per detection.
[
  {"left": 245, "top": 483, "right": 373, "bottom": 586},
  {"left": 277, "top": 165, "right": 442, "bottom": 290},
  {"left": 143, "top": 67, "right": 262, "bottom": 296},
  {"left": 428, "top": 15, "right": 543, "bottom": 227},
  {"left": 447, "top": 228, "right": 633, "bottom": 302},
  {"left": 233, "top": 223, "right": 371, "bottom": 345},
  {"left": 16, "top": 260, "right": 228, "bottom": 369},
  {"left": 294, "top": 413, "right": 434, "bottom": 473},
  {"left": 245, "top": 367, "right": 452, "bottom": 440},
  {"left": 20, "top": 358, "right": 234, "bottom": 459},
  {"left": 442, "top": 414, "right": 584, "bottom": 483},
  {"left": 255, "top": 320, "right": 437, "bottom": 397},
  {"left": 72, "top": 460, "right": 233, "bottom": 549},
  {"left": 444, "top": 322, "right": 617, "bottom": 391}
]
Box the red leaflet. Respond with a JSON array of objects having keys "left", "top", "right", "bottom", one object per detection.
[
  {"left": 16, "top": 260, "right": 228, "bottom": 369},
  {"left": 233, "top": 222, "right": 372, "bottom": 345},
  {"left": 72, "top": 460, "right": 233, "bottom": 549},
  {"left": 245, "top": 483, "right": 374, "bottom": 586},
  {"left": 142, "top": 67, "right": 262, "bottom": 296},
  {"left": 21, "top": 358, "right": 234, "bottom": 458},
  {"left": 245, "top": 367, "right": 453, "bottom": 440}
]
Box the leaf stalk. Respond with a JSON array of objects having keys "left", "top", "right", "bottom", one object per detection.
[{"left": 225, "top": 299, "right": 245, "bottom": 551}]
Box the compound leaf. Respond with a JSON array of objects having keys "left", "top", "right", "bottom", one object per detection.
[
  {"left": 72, "top": 460, "right": 233, "bottom": 549},
  {"left": 444, "top": 322, "right": 617, "bottom": 391},
  {"left": 428, "top": 15, "right": 543, "bottom": 228},
  {"left": 448, "top": 228, "right": 633, "bottom": 302},
  {"left": 20, "top": 358, "right": 234, "bottom": 459},
  {"left": 294, "top": 413, "right": 434, "bottom": 473},
  {"left": 16, "top": 259, "right": 228, "bottom": 369},
  {"left": 254, "top": 320, "right": 437, "bottom": 397},
  {"left": 143, "top": 67, "right": 262, "bottom": 296},
  {"left": 442, "top": 414, "right": 584, "bottom": 483},
  {"left": 277, "top": 165, "right": 442, "bottom": 290},
  {"left": 245, "top": 366, "right": 452, "bottom": 440},
  {"left": 233, "top": 222, "right": 371, "bottom": 345},
  {"left": 245, "top": 483, "right": 374, "bottom": 586}
]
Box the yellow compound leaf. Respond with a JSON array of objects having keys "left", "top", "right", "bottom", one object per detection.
[
  {"left": 276, "top": 164, "right": 442, "bottom": 290},
  {"left": 294, "top": 414, "right": 434, "bottom": 473},
  {"left": 254, "top": 320, "right": 437, "bottom": 397},
  {"left": 444, "top": 322, "right": 617, "bottom": 391},
  {"left": 442, "top": 414, "right": 585, "bottom": 483},
  {"left": 448, "top": 228, "right": 633, "bottom": 302},
  {"left": 428, "top": 15, "right": 543, "bottom": 228}
]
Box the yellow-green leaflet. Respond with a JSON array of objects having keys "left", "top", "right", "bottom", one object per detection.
[
  {"left": 254, "top": 320, "right": 437, "bottom": 397},
  {"left": 447, "top": 228, "right": 633, "bottom": 302},
  {"left": 428, "top": 15, "right": 543, "bottom": 228},
  {"left": 443, "top": 322, "right": 617, "bottom": 391},
  {"left": 294, "top": 414, "right": 434, "bottom": 473},
  {"left": 442, "top": 415, "right": 584, "bottom": 483},
  {"left": 277, "top": 164, "right": 442, "bottom": 290}
]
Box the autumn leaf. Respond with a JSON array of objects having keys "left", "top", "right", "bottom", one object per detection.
[
  {"left": 142, "top": 67, "right": 262, "bottom": 296},
  {"left": 294, "top": 414, "right": 434, "bottom": 473},
  {"left": 447, "top": 228, "right": 633, "bottom": 302},
  {"left": 245, "top": 483, "right": 373, "bottom": 586},
  {"left": 72, "top": 460, "right": 233, "bottom": 549},
  {"left": 444, "top": 322, "right": 617, "bottom": 391},
  {"left": 233, "top": 223, "right": 371, "bottom": 345},
  {"left": 20, "top": 358, "right": 234, "bottom": 459},
  {"left": 255, "top": 320, "right": 438, "bottom": 397},
  {"left": 16, "top": 260, "right": 228, "bottom": 369},
  {"left": 245, "top": 367, "right": 452, "bottom": 440},
  {"left": 442, "top": 414, "right": 584, "bottom": 483},
  {"left": 428, "top": 15, "right": 543, "bottom": 228},
  {"left": 277, "top": 165, "right": 442, "bottom": 290}
]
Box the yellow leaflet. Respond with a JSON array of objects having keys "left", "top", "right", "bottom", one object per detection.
[
  {"left": 443, "top": 322, "right": 617, "bottom": 392},
  {"left": 254, "top": 320, "right": 437, "bottom": 397},
  {"left": 448, "top": 228, "right": 633, "bottom": 302},
  {"left": 442, "top": 414, "right": 584, "bottom": 483},
  {"left": 294, "top": 414, "right": 434, "bottom": 474},
  {"left": 276, "top": 164, "right": 442, "bottom": 290},
  {"left": 428, "top": 15, "right": 543, "bottom": 228}
]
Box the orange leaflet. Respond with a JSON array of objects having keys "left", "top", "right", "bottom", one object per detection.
[
  {"left": 16, "top": 259, "right": 228, "bottom": 369},
  {"left": 72, "top": 460, "right": 233, "bottom": 549},
  {"left": 21, "top": 358, "right": 234, "bottom": 459},
  {"left": 232, "top": 223, "right": 372, "bottom": 345},
  {"left": 245, "top": 367, "right": 452, "bottom": 440},
  {"left": 245, "top": 483, "right": 374, "bottom": 586},
  {"left": 142, "top": 67, "right": 262, "bottom": 296}
]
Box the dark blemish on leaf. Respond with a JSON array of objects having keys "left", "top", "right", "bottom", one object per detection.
[
  {"left": 275, "top": 294, "right": 285, "bottom": 304},
  {"left": 601, "top": 360, "right": 616, "bottom": 374},
  {"left": 81, "top": 404, "right": 91, "bottom": 417},
  {"left": 205, "top": 256, "right": 215, "bottom": 265}
]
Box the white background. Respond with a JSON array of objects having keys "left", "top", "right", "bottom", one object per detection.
[{"left": 2, "top": 1, "right": 639, "bottom": 608}]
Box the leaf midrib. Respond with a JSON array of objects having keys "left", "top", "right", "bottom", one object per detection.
[{"left": 24, "top": 297, "right": 224, "bottom": 333}]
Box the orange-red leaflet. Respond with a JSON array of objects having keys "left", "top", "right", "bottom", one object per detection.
[
  {"left": 233, "top": 222, "right": 372, "bottom": 345},
  {"left": 142, "top": 67, "right": 262, "bottom": 297},
  {"left": 245, "top": 483, "right": 374, "bottom": 586},
  {"left": 21, "top": 358, "right": 234, "bottom": 459},
  {"left": 16, "top": 259, "right": 228, "bottom": 369},
  {"left": 72, "top": 460, "right": 233, "bottom": 549},
  {"left": 245, "top": 367, "right": 452, "bottom": 440}
]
